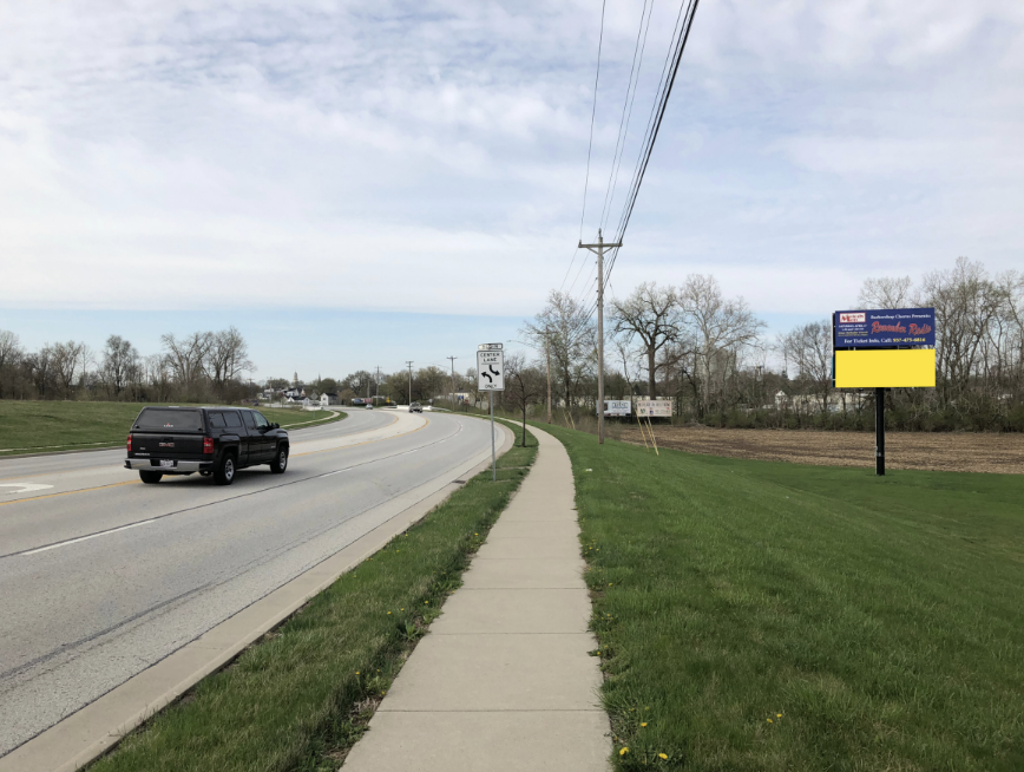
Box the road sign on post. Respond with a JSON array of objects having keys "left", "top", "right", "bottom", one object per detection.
[
  {"left": 478, "top": 344, "right": 505, "bottom": 482},
  {"left": 477, "top": 348, "right": 505, "bottom": 392}
]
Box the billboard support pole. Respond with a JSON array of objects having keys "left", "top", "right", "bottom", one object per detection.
[{"left": 875, "top": 387, "right": 886, "bottom": 476}]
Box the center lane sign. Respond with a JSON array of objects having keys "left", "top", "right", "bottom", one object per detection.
[{"left": 476, "top": 349, "right": 505, "bottom": 392}]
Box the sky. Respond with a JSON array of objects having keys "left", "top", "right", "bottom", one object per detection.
[{"left": 2, "top": 1, "right": 1023, "bottom": 382}]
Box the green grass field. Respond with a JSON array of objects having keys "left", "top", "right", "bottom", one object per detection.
[
  {"left": 0, "top": 400, "right": 344, "bottom": 456},
  {"left": 539, "top": 424, "right": 1024, "bottom": 771}
]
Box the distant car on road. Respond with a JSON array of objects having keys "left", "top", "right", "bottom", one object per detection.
[
  {"left": 409, "top": 402, "right": 423, "bottom": 413},
  {"left": 124, "top": 406, "right": 289, "bottom": 485},
  {"left": 365, "top": 403, "right": 374, "bottom": 410}
]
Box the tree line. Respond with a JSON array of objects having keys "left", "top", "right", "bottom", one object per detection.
[
  {"left": 503, "top": 256, "right": 1024, "bottom": 432},
  {"left": 0, "top": 327, "right": 254, "bottom": 404}
]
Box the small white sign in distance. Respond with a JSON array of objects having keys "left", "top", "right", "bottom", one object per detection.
[
  {"left": 477, "top": 349, "right": 505, "bottom": 391},
  {"left": 635, "top": 399, "right": 672, "bottom": 417},
  {"left": 602, "top": 400, "right": 631, "bottom": 417}
]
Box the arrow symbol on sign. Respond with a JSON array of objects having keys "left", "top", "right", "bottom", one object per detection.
[{"left": 0, "top": 483, "right": 55, "bottom": 495}]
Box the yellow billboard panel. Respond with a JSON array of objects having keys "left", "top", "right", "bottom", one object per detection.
[{"left": 835, "top": 349, "right": 936, "bottom": 388}]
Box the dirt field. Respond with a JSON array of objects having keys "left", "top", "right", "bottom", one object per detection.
[{"left": 617, "top": 425, "right": 1024, "bottom": 475}]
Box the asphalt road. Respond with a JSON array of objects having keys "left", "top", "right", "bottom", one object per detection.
[{"left": 0, "top": 408, "right": 495, "bottom": 758}]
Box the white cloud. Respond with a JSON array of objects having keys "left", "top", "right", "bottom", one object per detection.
[{"left": 1, "top": 0, "right": 1022, "bottom": 342}]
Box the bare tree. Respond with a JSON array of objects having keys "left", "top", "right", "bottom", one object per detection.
[
  {"left": 920, "top": 257, "right": 1002, "bottom": 405},
  {"left": 0, "top": 330, "right": 22, "bottom": 399},
  {"left": 857, "top": 276, "right": 913, "bottom": 309},
  {"left": 502, "top": 353, "right": 544, "bottom": 446},
  {"left": 161, "top": 331, "right": 213, "bottom": 399},
  {"left": 102, "top": 335, "right": 140, "bottom": 399},
  {"left": 679, "top": 274, "right": 766, "bottom": 416},
  {"left": 524, "top": 291, "right": 595, "bottom": 412},
  {"left": 781, "top": 320, "right": 833, "bottom": 412},
  {"left": 50, "top": 340, "right": 87, "bottom": 398},
  {"left": 207, "top": 327, "right": 254, "bottom": 397},
  {"left": 611, "top": 282, "right": 682, "bottom": 398}
]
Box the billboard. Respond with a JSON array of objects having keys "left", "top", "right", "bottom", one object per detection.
[
  {"left": 635, "top": 399, "right": 673, "bottom": 417},
  {"left": 834, "top": 308, "right": 935, "bottom": 348},
  {"left": 602, "top": 400, "right": 631, "bottom": 417}
]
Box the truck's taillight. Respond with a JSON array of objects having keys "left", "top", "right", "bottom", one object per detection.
[
  {"left": 203, "top": 437, "right": 214, "bottom": 455},
  {"left": 127, "top": 434, "right": 132, "bottom": 453}
]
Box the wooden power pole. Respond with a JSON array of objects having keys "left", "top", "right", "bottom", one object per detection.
[{"left": 578, "top": 228, "right": 622, "bottom": 444}]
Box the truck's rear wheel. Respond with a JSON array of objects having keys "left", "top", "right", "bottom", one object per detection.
[
  {"left": 139, "top": 470, "right": 163, "bottom": 484},
  {"left": 270, "top": 445, "right": 288, "bottom": 474},
  {"left": 213, "top": 453, "right": 236, "bottom": 485}
]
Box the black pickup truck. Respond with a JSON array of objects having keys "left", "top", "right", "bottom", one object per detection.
[{"left": 124, "top": 406, "right": 289, "bottom": 485}]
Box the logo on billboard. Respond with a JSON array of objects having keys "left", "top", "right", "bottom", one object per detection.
[{"left": 839, "top": 312, "right": 866, "bottom": 324}]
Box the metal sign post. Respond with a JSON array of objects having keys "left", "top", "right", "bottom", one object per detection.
[
  {"left": 875, "top": 387, "right": 886, "bottom": 476},
  {"left": 477, "top": 344, "right": 505, "bottom": 482}
]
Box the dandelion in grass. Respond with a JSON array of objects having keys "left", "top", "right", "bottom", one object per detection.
[
  {"left": 619, "top": 747, "right": 629, "bottom": 756},
  {"left": 641, "top": 722, "right": 648, "bottom": 727},
  {"left": 659, "top": 753, "right": 668, "bottom": 760}
]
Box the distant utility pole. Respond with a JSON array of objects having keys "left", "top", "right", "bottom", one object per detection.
[
  {"left": 544, "top": 328, "right": 552, "bottom": 424},
  {"left": 447, "top": 355, "right": 458, "bottom": 411},
  {"left": 375, "top": 366, "right": 381, "bottom": 402},
  {"left": 579, "top": 228, "right": 623, "bottom": 445},
  {"left": 406, "top": 360, "right": 414, "bottom": 406}
]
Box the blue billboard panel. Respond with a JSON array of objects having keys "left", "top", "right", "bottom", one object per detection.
[{"left": 834, "top": 308, "right": 936, "bottom": 348}]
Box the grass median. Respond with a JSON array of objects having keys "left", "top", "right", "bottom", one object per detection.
[
  {"left": 86, "top": 428, "right": 538, "bottom": 772},
  {"left": 0, "top": 400, "right": 344, "bottom": 456},
  {"left": 540, "top": 423, "right": 1024, "bottom": 771}
]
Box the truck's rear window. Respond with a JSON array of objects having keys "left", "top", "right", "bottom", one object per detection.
[{"left": 134, "top": 409, "right": 204, "bottom": 432}]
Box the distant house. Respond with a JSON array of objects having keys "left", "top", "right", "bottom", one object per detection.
[{"left": 321, "top": 392, "right": 339, "bottom": 406}]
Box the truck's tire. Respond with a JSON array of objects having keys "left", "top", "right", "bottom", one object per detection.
[
  {"left": 270, "top": 445, "right": 288, "bottom": 474},
  {"left": 139, "top": 470, "right": 163, "bottom": 484},
  {"left": 213, "top": 452, "right": 236, "bottom": 485}
]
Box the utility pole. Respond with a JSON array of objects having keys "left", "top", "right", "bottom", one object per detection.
[
  {"left": 375, "top": 366, "right": 381, "bottom": 403},
  {"left": 406, "top": 361, "right": 414, "bottom": 406},
  {"left": 545, "top": 330, "right": 552, "bottom": 424},
  {"left": 579, "top": 228, "right": 623, "bottom": 444},
  {"left": 447, "top": 355, "right": 458, "bottom": 411}
]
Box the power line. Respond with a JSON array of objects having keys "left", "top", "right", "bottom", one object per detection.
[
  {"left": 578, "top": 0, "right": 608, "bottom": 243},
  {"left": 599, "top": 0, "right": 655, "bottom": 232},
  {"left": 603, "top": 0, "right": 700, "bottom": 288},
  {"left": 611, "top": 0, "right": 701, "bottom": 249}
]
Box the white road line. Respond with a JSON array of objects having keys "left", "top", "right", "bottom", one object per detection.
[
  {"left": 0, "top": 483, "right": 54, "bottom": 495},
  {"left": 22, "top": 520, "right": 156, "bottom": 556}
]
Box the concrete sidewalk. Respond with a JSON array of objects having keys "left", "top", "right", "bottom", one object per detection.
[{"left": 342, "top": 425, "right": 611, "bottom": 772}]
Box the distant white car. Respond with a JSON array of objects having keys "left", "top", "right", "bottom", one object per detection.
[
  {"left": 365, "top": 403, "right": 374, "bottom": 410},
  {"left": 409, "top": 402, "right": 423, "bottom": 413}
]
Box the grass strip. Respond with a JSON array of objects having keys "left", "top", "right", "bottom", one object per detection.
[
  {"left": 538, "top": 423, "right": 1024, "bottom": 771},
  {"left": 0, "top": 400, "right": 344, "bottom": 456},
  {"left": 86, "top": 430, "right": 538, "bottom": 772}
]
